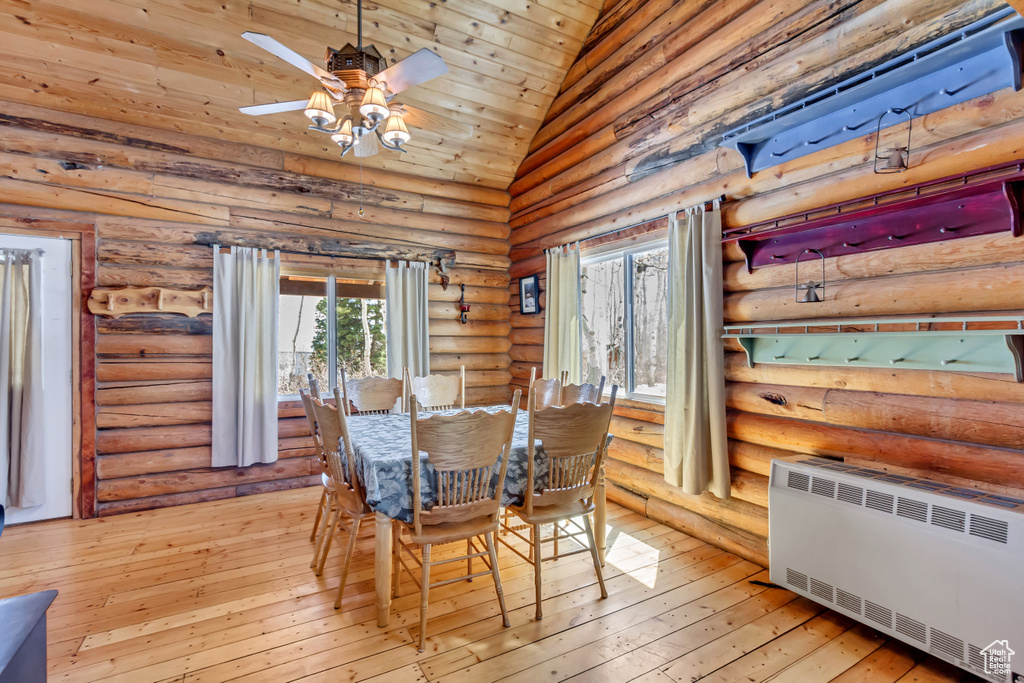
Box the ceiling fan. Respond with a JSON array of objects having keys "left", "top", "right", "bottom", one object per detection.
[{"left": 238, "top": 0, "right": 449, "bottom": 158}]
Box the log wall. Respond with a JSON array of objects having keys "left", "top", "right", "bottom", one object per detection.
[
  {"left": 508, "top": 0, "right": 1024, "bottom": 566},
  {"left": 0, "top": 100, "right": 512, "bottom": 516}
]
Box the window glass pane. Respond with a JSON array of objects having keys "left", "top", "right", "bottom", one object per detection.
[
  {"left": 278, "top": 278, "right": 327, "bottom": 395},
  {"left": 581, "top": 257, "right": 626, "bottom": 389},
  {"left": 631, "top": 246, "right": 669, "bottom": 397},
  {"left": 331, "top": 295, "right": 387, "bottom": 380}
]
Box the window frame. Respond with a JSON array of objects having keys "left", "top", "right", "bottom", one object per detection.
[
  {"left": 579, "top": 237, "right": 669, "bottom": 403},
  {"left": 277, "top": 273, "right": 385, "bottom": 401}
]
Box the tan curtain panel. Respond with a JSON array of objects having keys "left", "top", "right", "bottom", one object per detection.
[
  {"left": 543, "top": 244, "right": 581, "bottom": 384},
  {"left": 385, "top": 260, "right": 430, "bottom": 379},
  {"left": 0, "top": 250, "right": 46, "bottom": 508},
  {"left": 664, "top": 204, "right": 730, "bottom": 498},
  {"left": 212, "top": 246, "right": 280, "bottom": 468}
]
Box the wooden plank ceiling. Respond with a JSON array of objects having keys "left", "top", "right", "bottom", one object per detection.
[{"left": 0, "top": 0, "right": 603, "bottom": 189}]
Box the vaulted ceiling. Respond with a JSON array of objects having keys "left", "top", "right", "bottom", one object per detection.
[{"left": 0, "top": 0, "right": 603, "bottom": 190}]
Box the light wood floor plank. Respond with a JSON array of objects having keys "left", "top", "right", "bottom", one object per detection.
[{"left": 0, "top": 487, "right": 968, "bottom": 683}]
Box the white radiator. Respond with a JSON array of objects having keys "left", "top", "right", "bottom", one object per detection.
[{"left": 769, "top": 458, "right": 1024, "bottom": 683}]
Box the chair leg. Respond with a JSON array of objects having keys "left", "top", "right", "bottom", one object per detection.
[
  {"left": 392, "top": 523, "right": 402, "bottom": 598},
  {"left": 334, "top": 516, "right": 361, "bottom": 609},
  {"left": 553, "top": 520, "right": 560, "bottom": 557},
  {"left": 316, "top": 506, "right": 341, "bottom": 576},
  {"left": 467, "top": 538, "right": 473, "bottom": 581},
  {"left": 419, "top": 544, "right": 432, "bottom": 653},
  {"left": 583, "top": 514, "right": 608, "bottom": 599},
  {"left": 311, "top": 498, "right": 333, "bottom": 569},
  {"left": 528, "top": 524, "right": 535, "bottom": 563},
  {"left": 486, "top": 533, "right": 510, "bottom": 628},
  {"left": 310, "top": 487, "right": 327, "bottom": 542},
  {"left": 532, "top": 524, "right": 543, "bottom": 621}
]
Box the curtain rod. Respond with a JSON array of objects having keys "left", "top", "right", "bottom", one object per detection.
[
  {"left": 208, "top": 243, "right": 449, "bottom": 264},
  {"left": 550, "top": 194, "right": 726, "bottom": 251}
]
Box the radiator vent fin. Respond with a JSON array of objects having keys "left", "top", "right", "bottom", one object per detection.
[
  {"left": 786, "top": 568, "right": 808, "bottom": 592},
  {"left": 810, "top": 577, "right": 834, "bottom": 602},
  {"left": 969, "top": 514, "right": 1009, "bottom": 544},
  {"left": 896, "top": 497, "right": 928, "bottom": 523},
  {"left": 968, "top": 644, "right": 985, "bottom": 670},
  {"left": 836, "top": 589, "right": 862, "bottom": 614},
  {"left": 930, "top": 628, "right": 964, "bottom": 661},
  {"left": 864, "top": 601, "right": 892, "bottom": 628},
  {"left": 811, "top": 477, "right": 836, "bottom": 498},
  {"left": 865, "top": 490, "right": 894, "bottom": 514},
  {"left": 837, "top": 482, "right": 864, "bottom": 506},
  {"left": 895, "top": 613, "right": 927, "bottom": 643},
  {"left": 930, "top": 505, "right": 966, "bottom": 532},
  {"left": 787, "top": 471, "right": 810, "bottom": 492}
]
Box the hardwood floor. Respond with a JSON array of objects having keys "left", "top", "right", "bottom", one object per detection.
[{"left": 0, "top": 488, "right": 976, "bottom": 682}]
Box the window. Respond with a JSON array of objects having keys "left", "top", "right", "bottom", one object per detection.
[
  {"left": 580, "top": 240, "right": 669, "bottom": 399},
  {"left": 277, "top": 275, "right": 386, "bottom": 397}
]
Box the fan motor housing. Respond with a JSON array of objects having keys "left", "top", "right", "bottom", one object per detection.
[{"left": 326, "top": 44, "right": 387, "bottom": 79}]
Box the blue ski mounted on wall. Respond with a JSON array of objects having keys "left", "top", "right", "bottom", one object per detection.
[{"left": 719, "top": 8, "right": 1024, "bottom": 178}]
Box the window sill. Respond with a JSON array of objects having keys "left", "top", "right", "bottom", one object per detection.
[{"left": 612, "top": 394, "right": 665, "bottom": 413}]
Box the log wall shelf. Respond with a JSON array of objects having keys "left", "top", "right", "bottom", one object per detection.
[
  {"left": 88, "top": 286, "right": 212, "bottom": 318},
  {"left": 719, "top": 8, "right": 1024, "bottom": 177},
  {"left": 723, "top": 316, "right": 1024, "bottom": 381},
  {"left": 725, "top": 175, "right": 1022, "bottom": 272}
]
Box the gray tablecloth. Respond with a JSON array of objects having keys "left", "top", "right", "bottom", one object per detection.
[{"left": 344, "top": 406, "right": 609, "bottom": 523}]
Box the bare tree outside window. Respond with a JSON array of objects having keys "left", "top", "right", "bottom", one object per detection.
[{"left": 580, "top": 241, "right": 668, "bottom": 398}]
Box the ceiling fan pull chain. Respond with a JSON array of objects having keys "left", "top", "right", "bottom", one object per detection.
[{"left": 358, "top": 159, "right": 365, "bottom": 217}]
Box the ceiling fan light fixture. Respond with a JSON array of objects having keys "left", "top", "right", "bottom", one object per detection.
[
  {"left": 304, "top": 90, "right": 336, "bottom": 126},
  {"left": 381, "top": 110, "right": 411, "bottom": 145},
  {"left": 331, "top": 116, "right": 354, "bottom": 146},
  {"left": 359, "top": 85, "right": 390, "bottom": 123}
]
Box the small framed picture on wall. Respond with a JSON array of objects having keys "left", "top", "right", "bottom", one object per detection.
[{"left": 519, "top": 274, "right": 540, "bottom": 315}]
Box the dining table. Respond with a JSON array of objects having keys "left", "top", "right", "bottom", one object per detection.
[{"left": 343, "top": 404, "right": 610, "bottom": 628}]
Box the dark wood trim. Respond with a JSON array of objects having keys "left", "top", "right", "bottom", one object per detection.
[{"left": 79, "top": 231, "right": 98, "bottom": 519}]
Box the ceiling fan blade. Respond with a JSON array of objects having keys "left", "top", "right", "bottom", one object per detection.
[
  {"left": 401, "top": 105, "right": 472, "bottom": 140},
  {"left": 376, "top": 48, "right": 448, "bottom": 95},
  {"left": 353, "top": 132, "right": 379, "bottom": 157},
  {"left": 239, "top": 100, "right": 308, "bottom": 116},
  {"left": 242, "top": 32, "right": 337, "bottom": 84}
]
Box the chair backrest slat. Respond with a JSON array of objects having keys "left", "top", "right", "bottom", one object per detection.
[
  {"left": 525, "top": 385, "right": 617, "bottom": 514},
  {"left": 561, "top": 376, "right": 606, "bottom": 406},
  {"left": 345, "top": 373, "right": 404, "bottom": 415},
  {"left": 527, "top": 366, "right": 562, "bottom": 410},
  {"left": 407, "top": 365, "right": 465, "bottom": 412},
  {"left": 299, "top": 388, "right": 326, "bottom": 469},
  {"left": 410, "top": 391, "right": 521, "bottom": 533}
]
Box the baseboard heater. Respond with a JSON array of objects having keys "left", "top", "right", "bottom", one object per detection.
[{"left": 769, "top": 458, "right": 1024, "bottom": 683}]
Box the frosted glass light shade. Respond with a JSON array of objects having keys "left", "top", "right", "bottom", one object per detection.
[
  {"left": 381, "top": 112, "right": 411, "bottom": 145},
  {"left": 304, "top": 91, "right": 336, "bottom": 125},
  {"left": 359, "top": 86, "right": 390, "bottom": 122},
  {"left": 331, "top": 117, "right": 354, "bottom": 145}
]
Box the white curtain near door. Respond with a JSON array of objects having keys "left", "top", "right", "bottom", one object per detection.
[
  {"left": 385, "top": 260, "right": 429, "bottom": 379},
  {"left": 0, "top": 249, "right": 45, "bottom": 509},
  {"left": 212, "top": 246, "right": 280, "bottom": 468},
  {"left": 542, "top": 244, "right": 581, "bottom": 384},
  {"left": 664, "top": 204, "right": 730, "bottom": 498}
]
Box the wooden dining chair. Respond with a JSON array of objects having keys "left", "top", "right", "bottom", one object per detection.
[
  {"left": 527, "top": 366, "right": 563, "bottom": 410},
  {"left": 309, "top": 388, "right": 375, "bottom": 609},
  {"left": 392, "top": 390, "right": 522, "bottom": 651},
  {"left": 404, "top": 365, "right": 465, "bottom": 411},
  {"left": 499, "top": 385, "right": 617, "bottom": 620},
  {"left": 300, "top": 387, "right": 335, "bottom": 552},
  {"left": 341, "top": 365, "right": 404, "bottom": 415},
  {"left": 561, "top": 376, "right": 606, "bottom": 406}
]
